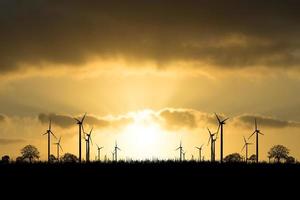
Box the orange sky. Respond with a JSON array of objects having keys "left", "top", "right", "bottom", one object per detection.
[{"left": 0, "top": 1, "right": 300, "bottom": 161}]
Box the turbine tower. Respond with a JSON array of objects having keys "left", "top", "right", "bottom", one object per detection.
[
  {"left": 96, "top": 144, "right": 103, "bottom": 161},
  {"left": 53, "top": 136, "right": 63, "bottom": 161},
  {"left": 215, "top": 113, "right": 229, "bottom": 163},
  {"left": 114, "top": 141, "right": 121, "bottom": 161},
  {"left": 111, "top": 151, "right": 115, "bottom": 161},
  {"left": 242, "top": 136, "right": 252, "bottom": 163},
  {"left": 249, "top": 118, "right": 263, "bottom": 163},
  {"left": 176, "top": 141, "right": 183, "bottom": 162},
  {"left": 195, "top": 144, "right": 204, "bottom": 162},
  {"left": 182, "top": 150, "right": 186, "bottom": 161},
  {"left": 74, "top": 113, "right": 86, "bottom": 163},
  {"left": 84, "top": 127, "right": 93, "bottom": 162},
  {"left": 43, "top": 119, "right": 56, "bottom": 162},
  {"left": 207, "top": 127, "right": 218, "bottom": 162}
]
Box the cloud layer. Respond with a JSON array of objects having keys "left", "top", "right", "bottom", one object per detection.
[
  {"left": 0, "top": 138, "right": 25, "bottom": 145},
  {"left": 1, "top": 0, "right": 300, "bottom": 74},
  {"left": 38, "top": 113, "right": 132, "bottom": 129},
  {"left": 37, "top": 109, "right": 300, "bottom": 134}
]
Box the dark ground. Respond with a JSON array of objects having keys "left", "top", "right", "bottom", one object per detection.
[{"left": 0, "top": 161, "right": 299, "bottom": 196}]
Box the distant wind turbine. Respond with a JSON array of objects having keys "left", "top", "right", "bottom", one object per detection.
[
  {"left": 96, "top": 144, "right": 103, "bottom": 161},
  {"left": 84, "top": 127, "right": 93, "bottom": 162},
  {"left": 241, "top": 136, "right": 252, "bottom": 163},
  {"left": 215, "top": 113, "right": 229, "bottom": 163},
  {"left": 74, "top": 113, "right": 86, "bottom": 163},
  {"left": 249, "top": 118, "right": 263, "bottom": 163},
  {"left": 43, "top": 119, "right": 56, "bottom": 162},
  {"left": 175, "top": 141, "right": 184, "bottom": 162},
  {"left": 207, "top": 127, "right": 218, "bottom": 162},
  {"left": 195, "top": 144, "right": 204, "bottom": 162},
  {"left": 114, "top": 141, "right": 121, "bottom": 161},
  {"left": 53, "top": 136, "right": 63, "bottom": 161}
]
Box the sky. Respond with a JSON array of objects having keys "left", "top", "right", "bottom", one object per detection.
[{"left": 0, "top": 0, "right": 300, "bottom": 161}]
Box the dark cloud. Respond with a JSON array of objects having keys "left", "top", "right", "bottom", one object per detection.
[
  {"left": 38, "top": 113, "right": 110, "bottom": 129},
  {"left": 235, "top": 114, "right": 300, "bottom": 129},
  {"left": 159, "top": 109, "right": 197, "bottom": 130},
  {"left": 0, "top": 114, "right": 6, "bottom": 122},
  {"left": 0, "top": 0, "right": 300, "bottom": 73},
  {"left": 0, "top": 138, "right": 25, "bottom": 145}
]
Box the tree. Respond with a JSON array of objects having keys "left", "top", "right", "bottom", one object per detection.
[
  {"left": 248, "top": 154, "right": 257, "bottom": 163},
  {"left": 49, "top": 154, "right": 57, "bottom": 163},
  {"left": 1, "top": 155, "right": 10, "bottom": 164},
  {"left": 224, "top": 153, "right": 243, "bottom": 163},
  {"left": 268, "top": 145, "right": 289, "bottom": 163},
  {"left": 61, "top": 153, "right": 78, "bottom": 163},
  {"left": 21, "top": 145, "right": 40, "bottom": 163},
  {"left": 16, "top": 156, "right": 24, "bottom": 163},
  {"left": 286, "top": 156, "right": 295, "bottom": 164}
]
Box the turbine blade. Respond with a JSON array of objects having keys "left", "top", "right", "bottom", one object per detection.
[
  {"left": 249, "top": 131, "right": 255, "bottom": 139},
  {"left": 50, "top": 131, "right": 57, "bottom": 139},
  {"left": 255, "top": 118, "right": 257, "bottom": 130},
  {"left": 59, "top": 144, "right": 63, "bottom": 152},
  {"left": 74, "top": 117, "right": 80, "bottom": 123},
  {"left": 215, "top": 113, "right": 221, "bottom": 123},
  {"left": 207, "top": 136, "right": 211, "bottom": 146},
  {"left": 90, "top": 136, "right": 93, "bottom": 146},
  {"left": 43, "top": 132, "right": 47, "bottom": 135},
  {"left": 241, "top": 144, "right": 246, "bottom": 152},
  {"left": 259, "top": 132, "right": 264, "bottom": 135},
  {"left": 81, "top": 113, "right": 87, "bottom": 123},
  {"left": 207, "top": 127, "right": 212, "bottom": 135},
  {"left": 222, "top": 117, "right": 229, "bottom": 123},
  {"left": 243, "top": 136, "right": 247, "bottom": 144}
]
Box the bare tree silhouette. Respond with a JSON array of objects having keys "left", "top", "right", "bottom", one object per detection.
[
  {"left": 268, "top": 145, "right": 289, "bottom": 163},
  {"left": 21, "top": 145, "right": 40, "bottom": 163}
]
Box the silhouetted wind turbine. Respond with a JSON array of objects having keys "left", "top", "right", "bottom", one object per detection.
[
  {"left": 84, "top": 127, "right": 93, "bottom": 162},
  {"left": 176, "top": 141, "right": 183, "bottom": 162},
  {"left": 207, "top": 127, "right": 218, "bottom": 162},
  {"left": 43, "top": 119, "right": 56, "bottom": 162},
  {"left": 215, "top": 113, "right": 229, "bottom": 163},
  {"left": 74, "top": 113, "right": 86, "bottom": 163},
  {"left": 182, "top": 150, "right": 186, "bottom": 161},
  {"left": 96, "top": 144, "right": 103, "bottom": 161},
  {"left": 241, "top": 136, "right": 252, "bottom": 163},
  {"left": 195, "top": 144, "right": 204, "bottom": 162},
  {"left": 111, "top": 151, "right": 115, "bottom": 161},
  {"left": 53, "top": 136, "right": 63, "bottom": 161},
  {"left": 114, "top": 141, "right": 121, "bottom": 161},
  {"left": 249, "top": 118, "right": 263, "bottom": 163}
]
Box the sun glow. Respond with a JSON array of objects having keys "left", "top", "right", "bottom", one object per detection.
[{"left": 120, "top": 110, "right": 166, "bottom": 160}]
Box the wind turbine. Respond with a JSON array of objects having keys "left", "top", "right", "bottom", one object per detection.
[
  {"left": 74, "top": 113, "right": 86, "bottom": 163},
  {"left": 207, "top": 127, "right": 218, "bottom": 162},
  {"left": 53, "top": 136, "right": 63, "bottom": 161},
  {"left": 96, "top": 144, "right": 103, "bottom": 161},
  {"left": 249, "top": 118, "right": 263, "bottom": 163},
  {"left": 241, "top": 136, "right": 252, "bottom": 163},
  {"left": 111, "top": 151, "right": 115, "bottom": 161},
  {"left": 43, "top": 119, "right": 56, "bottom": 162},
  {"left": 175, "top": 141, "right": 183, "bottom": 162},
  {"left": 84, "top": 127, "right": 93, "bottom": 162},
  {"left": 195, "top": 144, "right": 204, "bottom": 162},
  {"left": 114, "top": 141, "right": 121, "bottom": 161},
  {"left": 215, "top": 113, "right": 229, "bottom": 163},
  {"left": 182, "top": 150, "right": 186, "bottom": 161}
]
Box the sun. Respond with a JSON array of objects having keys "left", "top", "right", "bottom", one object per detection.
[{"left": 120, "top": 110, "right": 165, "bottom": 160}]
